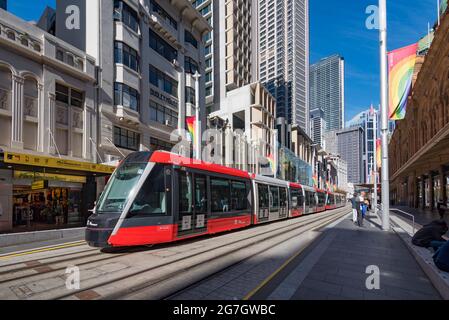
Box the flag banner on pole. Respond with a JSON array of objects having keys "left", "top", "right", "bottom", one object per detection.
[
  {"left": 388, "top": 43, "right": 418, "bottom": 120},
  {"left": 267, "top": 153, "right": 275, "bottom": 174},
  {"left": 376, "top": 138, "right": 382, "bottom": 168},
  {"left": 441, "top": 0, "right": 448, "bottom": 16},
  {"left": 186, "top": 116, "right": 196, "bottom": 147}
]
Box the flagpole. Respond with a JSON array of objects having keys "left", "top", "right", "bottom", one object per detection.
[
  {"left": 193, "top": 71, "right": 201, "bottom": 161},
  {"left": 438, "top": 0, "right": 441, "bottom": 26},
  {"left": 379, "top": 0, "right": 390, "bottom": 231},
  {"left": 373, "top": 108, "right": 378, "bottom": 217}
]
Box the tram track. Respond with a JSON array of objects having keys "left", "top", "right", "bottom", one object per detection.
[
  {"left": 0, "top": 207, "right": 350, "bottom": 300},
  {"left": 119, "top": 208, "right": 350, "bottom": 300},
  {"left": 56, "top": 207, "right": 351, "bottom": 300}
]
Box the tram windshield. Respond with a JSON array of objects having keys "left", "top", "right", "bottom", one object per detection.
[{"left": 96, "top": 161, "right": 148, "bottom": 213}]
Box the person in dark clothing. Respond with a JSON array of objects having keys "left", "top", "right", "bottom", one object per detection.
[
  {"left": 433, "top": 240, "right": 449, "bottom": 272},
  {"left": 351, "top": 193, "right": 359, "bottom": 224},
  {"left": 412, "top": 220, "right": 448, "bottom": 251}
]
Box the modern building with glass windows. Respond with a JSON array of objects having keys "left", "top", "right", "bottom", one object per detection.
[
  {"left": 310, "top": 54, "right": 345, "bottom": 132},
  {"left": 192, "top": 0, "right": 259, "bottom": 115},
  {"left": 259, "top": 0, "right": 310, "bottom": 141},
  {"left": 50, "top": 0, "right": 210, "bottom": 162}
]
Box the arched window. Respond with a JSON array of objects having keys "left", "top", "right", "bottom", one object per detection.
[
  {"left": 6, "top": 30, "right": 15, "bottom": 41},
  {"left": 20, "top": 37, "right": 28, "bottom": 47}
]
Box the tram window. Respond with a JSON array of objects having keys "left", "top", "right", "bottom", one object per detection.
[
  {"left": 304, "top": 191, "right": 310, "bottom": 206},
  {"left": 291, "top": 189, "right": 299, "bottom": 208},
  {"left": 270, "top": 186, "right": 279, "bottom": 211},
  {"left": 211, "top": 178, "right": 231, "bottom": 213},
  {"left": 195, "top": 175, "right": 207, "bottom": 214},
  {"left": 97, "top": 162, "right": 147, "bottom": 213},
  {"left": 258, "top": 184, "right": 269, "bottom": 208},
  {"left": 128, "top": 164, "right": 167, "bottom": 216},
  {"left": 231, "top": 181, "right": 248, "bottom": 211},
  {"left": 179, "top": 172, "right": 193, "bottom": 213},
  {"left": 279, "top": 188, "right": 287, "bottom": 207}
]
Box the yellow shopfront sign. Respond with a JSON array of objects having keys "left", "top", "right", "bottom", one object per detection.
[
  {"left": 31, "top": 180, "right": 48, "bottom": 190},
  {"left": 14, "top": 171, "right": 87, "bottom": 184},
  {"left": 4, "top": 152, "right": 115, "bottom": 174}
]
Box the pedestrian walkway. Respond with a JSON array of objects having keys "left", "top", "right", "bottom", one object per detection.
[
  {"left": 392, "top": 206, "right": 449, "bottom": 227},
  {"left": 252, "top": 211, "right": 442, "bottom": 300}
]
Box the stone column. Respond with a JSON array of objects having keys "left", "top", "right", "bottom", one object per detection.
[
  {"left": 11, "top": 75, "right": 24, "bottom": 149},
  {"left": 440, "top": 166, "right": 447, "bottom": 205},
  {"left": 421, "top": 174, "right": 426, "bottom": 210},
  {"left": 429, "top": 172, "right": 435, "bottom": 211},
  {"left": 37, "top": 83, "right": 44, "bottom": 152},
  {"left": 48, "top": 92, "right": 56, "bottom": 154}
]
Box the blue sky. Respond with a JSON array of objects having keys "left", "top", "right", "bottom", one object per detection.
[
  {"left": 310, "top": 0, "right": 437, "bottom": 120},
  {"left": 9, "top": 0, "right": 437, "bottom": 121}
]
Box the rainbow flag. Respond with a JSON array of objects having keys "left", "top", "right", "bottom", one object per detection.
[
  {"left": 388, "top": 43, "right": 418, "bottom": 120},
  {"left": 267, "top": 154, "right": 275, "bottom": 173},
  {"left": 186, "top": 116, "right": 196, "bottom": 147},
  {"left": 376, "top": 138, "right": 382, "bottom": 168},
  {"left": 312, "top": 174, "right": 318, "bottom": 187}
]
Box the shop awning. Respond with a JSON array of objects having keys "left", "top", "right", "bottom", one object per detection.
[{"left": 0, "top": 151, "right": 116, "bottom": 176}]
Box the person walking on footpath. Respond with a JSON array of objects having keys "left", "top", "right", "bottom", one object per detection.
[
  {"left": 357, "top": 192, "right": 366, "bottom": 227},
  {"left": 351, "top": 193, "right": 359, "bottom": 224}
]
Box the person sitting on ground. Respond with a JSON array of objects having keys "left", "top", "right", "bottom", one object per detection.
[
  {"left": 433, "top": 240, "right": 449, "bottom": 272},
  {"left": 412, "top": 220, "right": 448, "bottom": 251}
]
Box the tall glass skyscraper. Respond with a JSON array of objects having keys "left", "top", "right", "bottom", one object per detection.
[
  {"left": 258, "top": 0, "right": 310, "bottom": 140},
  {"left": 310, "top": 54, "right": 345, "bottom": 132}
]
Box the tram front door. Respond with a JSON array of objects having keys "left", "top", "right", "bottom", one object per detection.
[{"left": 177, "top": 170, "right": 208, "bottom": 237}]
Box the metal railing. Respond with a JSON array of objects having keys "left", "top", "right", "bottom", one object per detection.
[{"left": 390, "top": 208, "right": 416, "bottom": 235}]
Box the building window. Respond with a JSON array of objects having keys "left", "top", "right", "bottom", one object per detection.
[
  {"left": 185, "top": 87, "right": 195, "bottom": 105},
  {"left": 150, "top": 100, "right": 178, "bottom": 127},
  {"left": 149, "top": 29, "right": 177, "bottom": 62},
  {"left": 56, "top": 49, "right": 64, "bottom": 62},
  {"left": 150, "top": 137, "right": 174, "bottom": 152},
  {"left": 114, "top": 126, "right": 140, "bottom": 151},
  {"left": 211, "top": 178, "right": 231, "bottom": 213},
  {"left": 205, "top": 85, "right": 212, "bottom": 97},
  {"left": 149, "top": 65, "right": 178, "bottom": 97},
  {"left": 114, "top": 83, "right": 140, "bottom": 112},
  {"left": 114, "top": 41, "right": 139, "bottom": 72},
  {"left": 184, "top": 30, "right": 198, "bottom": 48},
  {"left": 184, "top": 56, "right": 199, "bottom": 74},
  {"left": 150, "top": 0, "right": 177, "bottom": 30},
  {"left": 113, "top": 0, "right": 139, "bottom": 33},
  {"left": 55, "top": 83, "right": 84, "bottom": 108},
  {"left": 6, "top": 30, "right": 15, "bottom": 40}
]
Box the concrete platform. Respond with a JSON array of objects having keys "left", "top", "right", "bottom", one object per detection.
[{"left": 250, "top": 211, "right": 442, "bottom": 300}]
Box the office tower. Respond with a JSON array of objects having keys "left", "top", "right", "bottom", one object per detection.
[
  {"left": 192, "top": 0, "right": 259, "bottom": 114},
  {"left": 259, "top": 0, "right": 310, "bottom": 139},
  {"left": 310, "top": 54, "right": 345, "bottom": 131},
  {"left": 337, "top": 127, "right": 365, "bottom": 184},
  {"left": 310, "top": 108, "right": 326, "bottom": 147}
]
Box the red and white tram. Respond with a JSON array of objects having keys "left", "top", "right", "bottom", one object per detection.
[{"left": 86, "top": 151, "right": 347, "bottom": 248}]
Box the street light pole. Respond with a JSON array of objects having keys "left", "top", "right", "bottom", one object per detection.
[
  {"left": 379, "top": 0, "right": 390, "bottom": 231},
  {"left": 373, "top": 109, "right": 378, "bottom": 217},
  {"left": 193, "top": 71, "right": 201, "bottom": 161}
]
